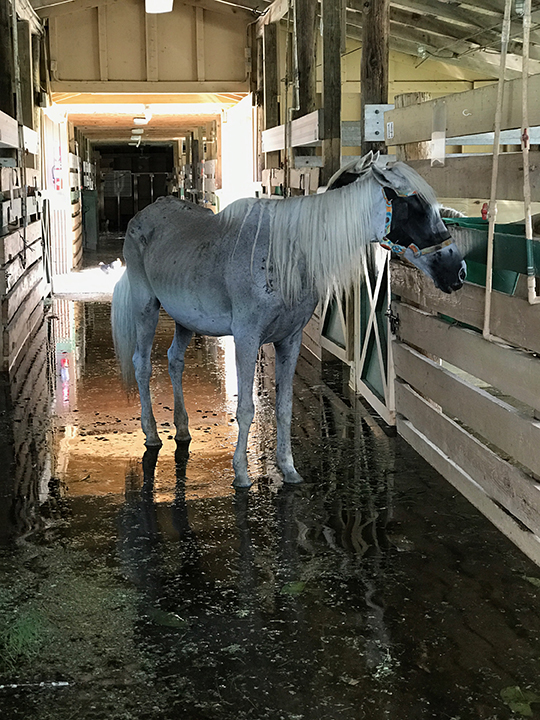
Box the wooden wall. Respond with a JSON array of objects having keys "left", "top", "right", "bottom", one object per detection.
[{"left": 391, "top": 259, "right": 540, "bottom": 566}]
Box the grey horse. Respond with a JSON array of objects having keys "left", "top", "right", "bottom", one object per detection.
[{"left": 111, "top": 152, "right": 466, "bottom": 487}]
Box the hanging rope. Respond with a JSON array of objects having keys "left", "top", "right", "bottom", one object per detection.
[
  {"left": 482, "top": 0, "right": 513, "bottom": 340},
  {"left": 521, "top": 0, "right": 540, "bottom": 304}
]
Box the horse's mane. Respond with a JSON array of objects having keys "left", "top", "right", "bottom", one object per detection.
[{"left": 220, "top": 162, "right": 438, "bottom": 305}]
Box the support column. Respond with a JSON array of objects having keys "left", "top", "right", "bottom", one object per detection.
[
  {"left": 294, "top": 0, "right": 318, "bottom": 117},
  {"left": 0, "top": 0, "right": 14, "bottom": 117},
  {"left": 263, "top": 22, "right": 280, "bottom": 169},
  {"left": 321, "top": 0, "right": 341, "bottom": 185},
  {"left": 360, "top": 0, "right": 390, "bottom": 156},
  {"left": 17, "top": 20, "right": 33, "bottom": 129}
]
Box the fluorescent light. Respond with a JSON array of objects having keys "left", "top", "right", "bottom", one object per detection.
[
  {"left": 131, "top": 128, "right": 144, "bottom": 135},
  {"left": 145, "top": 0, "right": 173, "bottom": 13},
  {"left": 133, "top": 117, "right": 148, "bottom": 125}
]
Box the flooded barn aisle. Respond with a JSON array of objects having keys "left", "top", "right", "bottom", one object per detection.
[{"left": 1, "top": 300, "right": 540, "bottom": 720}]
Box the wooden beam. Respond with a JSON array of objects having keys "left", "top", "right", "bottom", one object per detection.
[
  {"left": 394, "top": 341, "right": 540, "bottom": 479},
  {"left": 321, "top": 0, "right": 341, "bottom": 184},
  {"left": 396, "top": 380, "right": 540, "bottom": 537},
  {"left": 391, "top": 261, "right": 540, "bottom": 356},
  {"left": 97, "top": 4, "right": 108, "bottom": 82},
  {"left": 145, "top": 14, "right": 159, "bottom": 83},
  {"left": 404, "top": 152, "right": 540, "bottom": 202},
  {"left": 394, "top": 300, "right": 540, "bottom": 414},
  {"left": 36, "top": 0, "right": 256, "bottom": 19},
  {"left": 51, "top": 80, "right": 250, "bottom": 92},
  {"left": 385, "top": 74, "right": 540, "bottom": 145},
  {"left": 361, "top": 0, "right": 390, "bottom": 156},
  {"left": 195, "top": 6, "right": 206, "bottom": 83},
  {"left": 397, "top": 416, "right": 540, "bottom": 567}
]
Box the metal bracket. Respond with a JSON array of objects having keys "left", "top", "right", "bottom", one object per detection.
[{"left": 364, "top": 104, "right": 394, "bottom": 141}]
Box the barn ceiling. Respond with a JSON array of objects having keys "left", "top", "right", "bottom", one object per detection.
[{"left": 31, "top": 0, "right": 540, "bottom": 143}]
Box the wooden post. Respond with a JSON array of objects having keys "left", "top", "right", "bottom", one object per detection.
[
  {"left": 17, "top": 20, "right": 33, "bottom": 129},
  {"left": 263, "top": 23, "right": 280, "bottom": 169},
  {"left": 0, "top": 0, "right": 14, "bottom": 117},
  {"left": 294, "top": 0, "right": 318, "bottom": 117},
  {"left": 321, "top": 0, "right": 341, "bottom": 185},
  {"left": 360, "top": 0, "right": 390, "bottom": 156},
  {"left": 394, "top": 92, "right": 432, "bottom": 161}
]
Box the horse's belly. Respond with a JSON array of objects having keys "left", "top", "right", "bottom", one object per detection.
[{"left": 159, "top": 296, "right": 233, "bottom": 336}]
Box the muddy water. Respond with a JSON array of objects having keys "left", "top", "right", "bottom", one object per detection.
[{"left": 1, "top": 300, "right": 540, "bottom": 720}]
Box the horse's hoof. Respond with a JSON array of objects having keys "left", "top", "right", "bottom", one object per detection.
[
  {"left": 283, "top": 470, "right": 304, "bottom": 485},
  {"left": 233, "top": 475, "right": 253, "bottom": 489},
  {"left": 145, "top": 439, "right": 163, "bottom": 448}
]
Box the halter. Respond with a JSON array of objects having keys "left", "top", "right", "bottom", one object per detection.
[{"left": 379, "top": 187, "right": 452, "bottom": 258}]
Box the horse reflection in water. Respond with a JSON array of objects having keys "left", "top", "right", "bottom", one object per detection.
[
  {"left": 112, "top": 151, "right": 466, "bottom": 487},
  {"left": 116, "top": 389, "right": 399, "bottom": 715}
]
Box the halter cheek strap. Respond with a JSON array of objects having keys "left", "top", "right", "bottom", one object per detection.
[
  {"left": 380, "top": 237, "right": 453, "bottom": 258},
  {"left": 379, "top": 187, "right": 452, "bottom": 258}
]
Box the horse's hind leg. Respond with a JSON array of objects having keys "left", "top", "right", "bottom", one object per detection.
[
  {"left": 274, "top": 328, "right": 303, "bottom": 484},
  {"left": 232, "top": 335, "right": 259, "bottom": 488},
  {"left": 133, "top": 295, "right": 162, "bottom": 447},
  {"left": 168, "top": 323, "right": 193, "bottom": 443}
]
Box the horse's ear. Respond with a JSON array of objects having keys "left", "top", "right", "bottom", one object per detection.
[
  {"left": 326, "top": 151, "right": 376, "bottom": 191},
  {"left": 372, "top": 161, "right": 397, "bottom": 189}
]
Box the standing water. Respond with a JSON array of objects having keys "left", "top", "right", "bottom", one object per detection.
[{"left": 1, "top": 300, "right": 540, "bottom": 720}]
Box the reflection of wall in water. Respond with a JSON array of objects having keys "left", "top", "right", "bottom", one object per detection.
[{"left": 0, "top": 314, "right": 53, "bottom": 543}]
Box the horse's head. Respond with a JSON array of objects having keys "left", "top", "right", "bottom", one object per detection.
[{"left": 327, "top": 152, "right": 467, "bottom": 294}]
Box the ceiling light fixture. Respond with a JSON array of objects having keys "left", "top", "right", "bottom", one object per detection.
[
  {"left": 145, "top": 0, "right": 173, "bottom": 13},
  {"left": 133, "top": 117, "right": 149, "bottom": 125},
  {"left": 131, "top": 128, "right": 144, "bottom": 135}
]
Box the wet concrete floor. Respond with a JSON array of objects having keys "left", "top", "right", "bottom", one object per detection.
[{"left": 1, "top": 299, "right": 540, "bottom": 719}]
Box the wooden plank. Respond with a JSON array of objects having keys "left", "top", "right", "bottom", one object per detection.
[
  {"left": 0, "top": 109, "right": 18, "bottom": 149},
  {"left": 391, "top": 261, "right": 540, "bottom": 355},
  {"left": 2, "top": 260, "right": 43, "bottom": 325},
  {"left": 394, "top": 341, "right": 540, "bottom": 479},
  {"left": 395, "top": 301, "right": 540, "bottom": 415},
  {"left": 3, "top": 283, "right": 43, "bottom": 373},
  {"left": 2, "top": 198, "right": 22, "bottom": 228},
  {"left": 0, "top": 166, "right": 21, "bottom": 192},
  {"left": 0, "top": 238, "right": 42, "bottom": 294},
  {"left": 384, "top": 74, "right": 540, "bottom": 145},
  {"left": 397, "top": 417, "right": 540, "bottom": 567},
  {"left": 405, "top": 152, "right": 540, "bottom": 202},
  {"left": 397, "top": 380, "right": 540, "bottom": 536},
  {"left": 0, "top": 220, "right": 41, "bottom": 263}
]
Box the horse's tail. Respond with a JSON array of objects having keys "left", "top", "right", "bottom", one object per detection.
[{"left": 111, "top": 270, "right": 137, "bottom": 388}]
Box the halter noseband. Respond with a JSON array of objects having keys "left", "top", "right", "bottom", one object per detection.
[{"left": 379, "top": 187, "right": 452, "bottom": 258}]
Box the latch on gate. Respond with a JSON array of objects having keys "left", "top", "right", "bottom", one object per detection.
[{"left": 386, "top": 307, "right": 400, "bottom": 336}]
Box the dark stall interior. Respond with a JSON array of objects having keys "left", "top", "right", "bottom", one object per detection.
[{"left": 96, "top": 144, "right": 175, "bottom": 233}]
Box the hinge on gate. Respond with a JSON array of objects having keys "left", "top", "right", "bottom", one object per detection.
[{"left": 386, "top": 307, "right": 400, "bottom": 337}]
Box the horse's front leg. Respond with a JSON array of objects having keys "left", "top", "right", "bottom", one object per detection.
[
  {"left": 232, "top": 335, "right": 259, "bottom": 488},
  {"left": 168, "top": 323, "right": 193, "bottom": 443},
  {"left": 274, "top": 328, "right": 304, "bottom": 484},
  {"left": 133, "top": 299, "right": 161, "bottom": 447}
]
